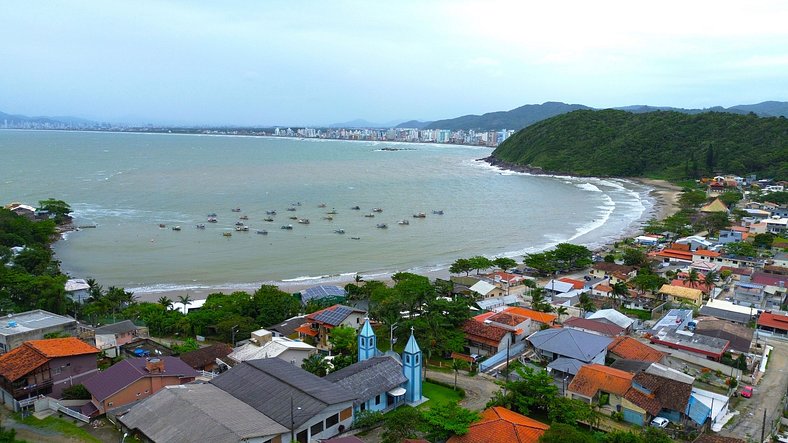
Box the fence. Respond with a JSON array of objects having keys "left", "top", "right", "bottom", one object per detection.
[
  {"left": 480, "top": 342, "right": 526, "bottom": 373},
  {"left": 34, "top": 397, "right": 90, "bottom": 423},
  {"left": 198, "top": 370, "right": 219, "bottom": 379}
]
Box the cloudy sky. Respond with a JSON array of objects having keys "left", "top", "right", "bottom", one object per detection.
[{"left": 2, "top": 0, "right": 787, "bottom": 126}]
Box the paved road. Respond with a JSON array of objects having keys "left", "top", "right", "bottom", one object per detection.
[
  {"left": 720, "top": 339, "right": 788, "bottom": 442},
  {"left": 425, "top": 368, "right": 502, "bottom": 411}
]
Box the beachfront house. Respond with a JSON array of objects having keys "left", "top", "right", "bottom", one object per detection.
[
  {"left": 92, "top": 320, "right": 147, "bottom": 358},
  {"left": 528, "top": 328, "right": 613, "bottom": 373},
  {"left": 0, "top": 310, "right": 77, "bottom": 354},
  {"left": 229, "top": 328, "right": 316, "bottom": 366},
  {"left": 295, "top": 304, "right": 366, "bottom": 352}
]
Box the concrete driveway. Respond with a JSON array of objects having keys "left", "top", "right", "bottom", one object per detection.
[{"left": 720, "top": 339, "right": 788, "bottom": 442}]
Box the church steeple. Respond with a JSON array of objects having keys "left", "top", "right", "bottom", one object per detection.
[
  {"left": 402, "top": 326, "right": 422, "bottom": 403},
  {"left": 357, "top": 318, "right": 376, "bottom": 362}
]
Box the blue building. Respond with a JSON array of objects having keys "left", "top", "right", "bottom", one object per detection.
[{"left": 325, "top": 320, "right": 424, "bottom": 413}]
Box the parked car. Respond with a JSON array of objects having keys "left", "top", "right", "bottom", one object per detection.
[
  {"left": 741, "top": 386, "right": 753, "bottom": 398},
  {"left": 650, "top": 417, "right": 670, "bottom": 428}
]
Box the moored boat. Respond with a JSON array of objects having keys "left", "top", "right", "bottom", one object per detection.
[
  {"left": 159, "top": 223, "right": 166, "bottom": 228},
  {"left": 432, "top": 210, "right": 444, "bottom": 215},
  {"left": 235, "top": 225, "right": 249, "bottom": 232},
  {"left": 318, "top": 203, "right": 327, "bottom": 208},
  {"left": 334, "top": 229, "right": 345, "bottom": 234},
  {"left": 264, "top": 217, "right": 274, "bottom": 222},
  {"left": 298, "top": 219, "right": 310, "bottom": 224},
  {"left": 376, "top": 223, "right": 388, "bottom": 229},
  {"left": 196, "top": 224, "right": 206, "bottom": 229},
  {"left": 257, "top": 230, "right": 268, "bottom": 235},
  {"left": 350, "top": 206, "right": 360, "bottom": 210},
  {"left": 413, "top": 212, "right": 426, "bottom": 218},
  {"left": 287, "top": 207, "right": 296, "bottom": 212},
  {"left": 323, "top": 215, "right": 334, "bottom": 221},
  {"left": 231, "top": 208, "right": 241, "bottom": 212},
  {"left": 398, "top": 220, "right": 409, "bottom": 225},
  {"left": 207, "top": 216, "right": 218, "bottom": 223},
  {"left": 281, "top": 224, "right": 293, "bottom": 230},
  {"left": 223, "top": 232, "right": 232, "bottom": 237},
  {"left": 364, "top": 213, "right": 375, "bottom": 218},
  {"left": 288, "top": 216, "right": 298, "bottom": 220},
  {"left": 240, "top": 215, "right": 249, "bottom": 220},
  {"left": 350, "top": 236, "right": 360, "bottom": 240},
  {"left": 372, "top": 208, "right": 383, "bottom": 213},
  {"left": 266, "top": 210, "right": 277, "bottom": 215},
  {"left": 172, "top": 226, "right": 181, "bottom": 231}
]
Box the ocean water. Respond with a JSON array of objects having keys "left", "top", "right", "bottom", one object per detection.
[{"left": 0, "top": 130, "right": 653, "bottom": 292}]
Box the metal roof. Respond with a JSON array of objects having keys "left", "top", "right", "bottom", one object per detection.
[
  {"left": 546, "top": 357, "right": 584, "bottom": 375},
  {"left": 211, "top": 358, "right": 354, "bottom": 428},
  {"left": 325, "top": 356, "right": 407, "bottom": 404},
  {"left": 0, "top": 310, "right": 76, "bottom": 337},
  {"left": 94, "top": 320, "right": 138, "bottom": 336},
  {"left": 84, "top": 357, "right": 198, "bottom": 402},
  {"left": 528, "top": 328, "right": 613, "bottom": 363},
  {"left": 309, "top": 305, "right": 364, "bottom": 326},
  {"left": 119, "top": 384, "right": 288, "bottom": 442}
]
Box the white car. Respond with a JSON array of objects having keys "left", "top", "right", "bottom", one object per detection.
[{"left": 650, "top": 417, "right": 670, "bottom": 428}]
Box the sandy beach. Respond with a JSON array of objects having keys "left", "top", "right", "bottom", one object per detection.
[{"left": 132, "top": 176, "right": 683, "bottom": 304}]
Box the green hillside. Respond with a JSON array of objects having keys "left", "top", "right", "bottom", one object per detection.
[{"left": 491, "top": 110, "right": 788, "bottom": 180}]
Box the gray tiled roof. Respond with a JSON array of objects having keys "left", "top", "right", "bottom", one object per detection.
[
  {"left": 119, "top": 384, "right": 288, "bottom": 443},
  {"left": 325, "top": 356, "right": 407, "bottom": 404},
  {"left": 94, "top": 320, "right": 138, "bottom": 335},
  {"left": 211, "top": 358, "right": 354, "bottom": 428},
  {"left": 528, "top": 328, "right": 613, "bottom": 363},
  {"left": 269, "top": 315, "right": 307, "bottom": 337}
]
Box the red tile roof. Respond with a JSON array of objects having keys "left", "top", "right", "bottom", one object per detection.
[
  {"left": 607, "top": 336, "right": 665, "bottom": 363},
  {"left": 473, "top": 312, "right": 496, "bottom": 322},
  {"left": 656, "top": 249, "right": 693, "bottom": 261},
  {"left": 567, "top": 364, "right": 633, "bottom": 398},
  {"left": 502, "top": 307, "right": 557, "bottom": 325},
  {"left": 670, "top": 279, "right": 713, "bottom": 294},
  {"left": 487, "top": 312, "right": 528, "bottom": 327},
  {"left": 758, "top": 312, "right": 788, "bottom": 331},
  {"left": 0, "top": 345, "right": 49, "bottom": 382},
  {"left": 693, "top": 249, "right": 721, "bottom": 258},
  {"left": 462, "top": 320, "right": 509, "bottom": 347},
  {"left": 594, "top": 284, "right": 613, "bottom": 293},
  {"left": 447, "top": 407, "right": 549, "bottom": 443},
  {"left": 592, "top": 263, "right": 636, "bottom": 274},
  {"left": 295, "top": 324, "right": 318, "bottom": 336},
  {"left": 27, "top": 337, "right": 99, "bottom": 358},
  {"left": 558, "top": 278, "right": 585, "bottom": 290}
]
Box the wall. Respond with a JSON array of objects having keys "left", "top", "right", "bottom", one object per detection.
[
  {"left": 292, "top": 401, "right": 354, "bottom": 443},
  {"left": 1, "top": 321, "right": 77, "bottom": 353},
  {"left": 50, "top": 354, "right": 98, "bottom": 398},
  {"left": 278, "top": 349, "right": 315, "bottom": 367},
  {"left": 99, "top": 375, "right": 188, "bottom": 413}
]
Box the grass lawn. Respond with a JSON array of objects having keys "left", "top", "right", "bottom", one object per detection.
[
  {"left": 419, "top": 380, "right": 463, "bottom": 409},
  {"left": 18, "top": 414, "right": 102, "bottom": 443}
]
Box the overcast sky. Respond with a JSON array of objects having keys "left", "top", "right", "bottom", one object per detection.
[{"left": 2, "top": 1, "right": 788, "bottom": 126}]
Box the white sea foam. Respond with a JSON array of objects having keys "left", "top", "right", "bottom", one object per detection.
[{"left": 576, "top": 183, "right": 603, "bottom": 193}]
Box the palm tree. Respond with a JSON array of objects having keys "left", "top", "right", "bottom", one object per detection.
[
  {"left": 177, "top": 294, "right": 193, "bottom": 307},
  {"left": 687, "top": 268, "right": 700, "bottom": 286},
  {"left": 610, "top": 282, "right": 629, "bottom": 309},
  {"left": 451, "top": 359, "right": 463, "bottom": 391},
  {"left": 703, "top": 270, "right": 718, "bottom": 287},
  {"left": 554, "top": 306, "right": 569, "bottom": 322},
  {"left": 158, "top": 296, "right": 173, "bottom": 309}
]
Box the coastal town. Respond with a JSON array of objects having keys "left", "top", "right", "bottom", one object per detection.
[{"left": 1, "top": 173, "right": 787, "bottom": 443}]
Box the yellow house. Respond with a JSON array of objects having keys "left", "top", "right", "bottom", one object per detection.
[{"left": 658, "top": 284, "right": 703, "bottom": 306}]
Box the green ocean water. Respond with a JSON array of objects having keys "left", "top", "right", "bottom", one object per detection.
[{"left": 0, "top": 130, "right": 652, "bottom": 293}]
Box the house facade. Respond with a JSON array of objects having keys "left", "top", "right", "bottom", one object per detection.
[
  {"left": 0, "top": 310, "right": 77, "bottom": 354},
  {"left": 93, "top": 320, "right": 146, "bottom": 358},
  {"left": 296, "top": 305, "right": 366, "bottom": 351}
]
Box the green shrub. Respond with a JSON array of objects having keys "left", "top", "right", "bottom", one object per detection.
[{"left": 353, "top": 410, "right": 384, "bottom": 429}]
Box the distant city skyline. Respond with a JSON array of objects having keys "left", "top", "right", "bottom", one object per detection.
[{"left": 2, "top": 1, "right": 787, "bottom": 126}]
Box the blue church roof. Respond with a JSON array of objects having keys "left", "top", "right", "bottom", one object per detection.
[
  {"left": 404, "top": 333, "right": 421, "bottom": 354},
  {"left": 359, "top": 319, "right": 374, "bottom": 337}
]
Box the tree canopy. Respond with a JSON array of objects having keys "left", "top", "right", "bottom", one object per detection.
[{"left": 525, "top": 243, "right": 592, "bottom": 275}]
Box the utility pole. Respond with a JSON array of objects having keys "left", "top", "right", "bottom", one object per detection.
[
  {"left": 761, "top": 408, "right": 767, "bottom": 443},
  {"left": 231, "top": 325, "right": 239, "bottom": 347}
]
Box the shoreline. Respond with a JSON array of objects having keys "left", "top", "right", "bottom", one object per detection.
[{"left": 128, "top": 159, "right": 682, "bottom": 304}]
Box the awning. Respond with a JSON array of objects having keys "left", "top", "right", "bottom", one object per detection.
[{"left": 387, "top": 387, "right": 407, "bottom": 396}]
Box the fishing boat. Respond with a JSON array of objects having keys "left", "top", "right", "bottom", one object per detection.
[
  {"left": 207, "top": 213, "right": 217, "bottom": 217},
  {"left": 281, "top": 224, "right": 293, "bottom": 230},
  {"left": 266, "top": 210, "right": 277, "bottom": 215},
  {"left": 288, "top": 216, "right": 298, "bottom": 220},
  {"left": 232, "top": 208, "right": 241, "bottom": 212},
  {"left": 196, "top": 224, "right": 206, "bottom": 229},
  {"left": 372, "top": 208, "right": 383, "bottom": 213},
  {"left": 323, "top": 215, "right": 334, "bottom": 221},
  {"left": 334, "top": 229, "right": 345, "bottom": 234},
  {"left": 327, "top": 209, "right": 338, "bottom": 215},
  {"left": 207, "top": 216, "right": 218, "bottom": 223},
  {"left": 257, "top": 229, "right": 268, "bottom": 235},
  {"left": 286, "top": 207, "right": 297, "bottom": 212},
  {"left": 172, "top": 226, "right": 181, "bottom": 231},
  {"left": 159, "top": 223, "right": 166, "bottom": 228},
  {"left": 364, "top": 213, "right": 375, "bottom": 218},
  {"left": 264, "top": 217, "right": 274, "bottom": 222},
  {"left": 398, "top": 220, "right": 409, "bottom": 225},
  {"left": 376, "top": 223, "right": 388, "bottom": 229},
  {"left": 432, "top": 210, "right": 444, "bottom": 215},
  {"left": 351, "top": 236, "right": 361, "bottom": 240},
  {"left": 239, "top": 215, "right": 249, "bottom": 220},
  {"left": 223, "top": 232, "right": 232, "bottom": 237},
  {"left": 413, "top": 212, "right": 426, "bottom": 218},
  {"left": 351, "top": 206, "right": 360, "bottom": 210},
  {"left": 298, "top": 219, "right": 310, "bottom": 224},
  {"left": 235, "top": 225, "right": 249, "bottom": 232},
  {"left": 235, "top": 221, "right": 245, "bottom": 226}
]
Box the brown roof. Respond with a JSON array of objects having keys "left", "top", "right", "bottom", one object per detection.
[
  {"left": 694, "top": 318, "right": 754, "bottom": 353},
  {"left": 694, "top": 435, "right": 747, "bottom": 443},
  {"left": 567, "top": 364, "right": 633, "bottom": 398},
  {"left": 562, "top": 317, "right": 625, "bottom": 336},
  {"left": 447, "top": 407, "right": 549, "bottom": 443},
  {"left": 607, "top": 336, "right": 665, "bottom": 363},
  {"left": 487, "top": 312, "right": 528, "bottom": 327},
  {"left": 179, "top": 343, "right": 234, "bottom": 369},
  {"left": 0, "top": 345, "right": 49, "bottom": 382},
  {"left": 592, "top": 262, "right": 636, "bottom": 274},
  {"left": 624, "top": 372, "right": 692, "bottom": 415},
  {"left": 757, "top": 312, "right": 788, "bottom": 332},
  {"left": 463, "top": 320, "right": 509, "bottom": 347},
  {"left": 503, "top": 307, "right": 557, "bottom": 325}
]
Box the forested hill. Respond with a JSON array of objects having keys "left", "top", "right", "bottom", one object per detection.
[
  {"left": 490, "top": 110, "right": 788, "bottom": 180},
  {"left": 424, "top": 102, "right": 591, "bottom": 131}
]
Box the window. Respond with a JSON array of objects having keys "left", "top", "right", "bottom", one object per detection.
[
  {"left": 52, "top": 367, "right": 62, "bottom": 375},
  {"left": 340, "top": 407, "right": 352, "bottom": 420},
  {"left": 405, "top": 355, "right": 410, "bottom": 364},
  {"left": 415, "top": 355, "right": 419, "bottom": 364},
  {"left": 310, "top": 421, "right": 324, "bottom": 435},
  {"left": 375, "top": 395, "right": 381, "bottom": 405},
  {"left": 108, "top": 402, "right": 113, "bottom": 407},
  {"left": 360, "top": 402, "right": 366, "bottom": 412},
  {"left": 361, "top": 338, "right": 366, "bottom": 347},
  {"left": 325, "top": 413, "right": 339, "bottom": 428}
]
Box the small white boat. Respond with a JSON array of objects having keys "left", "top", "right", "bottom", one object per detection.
[
  {"left": 376, "top": 223, "right": 388, "bottom": 229},
  {"left": 327, "top": 209, "right": 338, "bottom": 215},
  {"left": 323, "top": 215, "right": 334, "bottom": 221},
  {"left": 239, "top": 215, "right": 249, "bottom": 220},
  {"left": 335, "top": 229, "right": 345, "bottom": 234},
  {"left": 372, "top": 208, "right": 383, "bottom": 213},
  {"left": 281, "top": 224, "right": 293, "bottom": 230},
  {"left": 398, "top": 220, "right": 409, "bottom": 225},
  {"left": 364, "top": 213, "right": 375, "bottom": 218},
  {"left": 318, "top": 203, "right": 327, "bottom": 208},
  {"left": 207, "top": 217, "right": 218, "bottom": 223},
  {"left": 235, "top": 225, "right": 249, "bottom": 232},
  {"left": 298, "top": 219, "right": 310, "bottom": 224},
  {"left": 172, "top": 226, "right": 181, "bottom": 231},
  {"left": 232, "top": 208, "right": 241, "bottom": 212},
  {"left": 413, "top": 212, "right": 426, "bottom": 218},
  {"left": 266, "top": 210, "right": 277, "bottom": 215},
  {"left": 287, "top": 207, "right": 297, "bottom": 212},
  {"left": 196, "top": 224, "right": 206, "bottom": 229}
]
